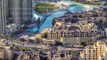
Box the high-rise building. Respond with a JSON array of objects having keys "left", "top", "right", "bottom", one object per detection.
[
  {"left": 0, "top": 0, "right": 9, "bottom": 34},
  {"left": 10, "top": 0, "right": 32, "bottom": 29},
  {"left": 0, "top": 0, "right": 32, "bottom": 35}
]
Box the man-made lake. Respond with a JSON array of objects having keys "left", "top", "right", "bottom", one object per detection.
[{"left": 27, "top": 1, "right": 103, "bottom": 33}]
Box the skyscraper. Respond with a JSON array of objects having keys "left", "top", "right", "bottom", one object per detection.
[
  {"left": 10, "top": 0, "right": 32, "bottom": 29},
  {"left": 0, "top": 0, "right": 9, "bottom": 34},
  {"left": 0, "top": 0, "right": 32, "bottom": 35}
]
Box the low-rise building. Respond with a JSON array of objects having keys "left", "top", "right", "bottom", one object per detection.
[
  {"left": 48, "top": 22, "right": 106, "bottom": 40},
  {"left": 80, "top": 41, "right": 107, "bottom": 60},
  {"left": 47, "top": 8, "right": 107, "bottom": 44},
  {"left": 0, "top": 47, "right": 4, "bottom": 60}
]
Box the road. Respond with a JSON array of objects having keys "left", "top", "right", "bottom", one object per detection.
[{"left": 0, "top": 39, "right": 49, "bottom": 50}]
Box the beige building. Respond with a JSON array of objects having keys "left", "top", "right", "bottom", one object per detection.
[
  {"left": 47, "top": 28, "right": 106, "bottom": 40},
  {"left": 80, "top": 41, "right": 107, "bottom": 60},
  {"left": 0, "top": 47, "right": 4, "bottom": 60}
]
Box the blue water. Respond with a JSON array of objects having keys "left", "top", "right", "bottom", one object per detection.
[
  {"left": 27, "top": 11, "right": 67, "bottom": 32},
  {"left": 68, "top": 4, "right": 94, "bottom": 13},
  {"left": 27, "top": 1, "right": 102, "bottom": 33},
  {"left": 39, "top": 11, "right": 67, "bottom": 32}
]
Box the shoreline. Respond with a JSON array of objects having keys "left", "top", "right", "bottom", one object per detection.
[
  {"left": 71, "top": 1, "right": 98, "bottom": 7},
  {"left": 71, "top": 1, "right": 107, "bottom": 8}
]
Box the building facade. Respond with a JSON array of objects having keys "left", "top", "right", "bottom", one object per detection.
[
  {"left": 0, "top": 0, "right": 32, "bottom": 35},
  {"left": 47, "top": 27, "right": 106, "bottom": 40},
  {"left": 0, "top": 47, "right": 4, "bottom": 60},
  {"left": 80, "top": 41, "right": 107, "bottom": 60},
  {"left": 0, "top": 0, "right": 9, "bottom": 34},
  {"left": 10, "top": 0, "right": 32, "bottom": 29}
]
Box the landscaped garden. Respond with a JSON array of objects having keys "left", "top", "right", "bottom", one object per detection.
[{"left": 33, "top": 3, "right": 57, "bottom": 13}]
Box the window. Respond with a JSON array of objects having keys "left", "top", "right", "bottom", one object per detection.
[
  {"left": 89, "top": 58, "right": 91, "bottom": 60},
  {"left": 93, "top": 50, "right": 95, "bottom": 53},
  {"left": 89, "top": 54, "right": 91, "bottom": 57},
  {"left": 89, "top": 50, "right": 91, "bottom": 53},
  {"left": 84, "top": 58, "right": 86, "bottom": 60},
  {"left": 85, "top": 54, "right": 86, "bottom": 57}
]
